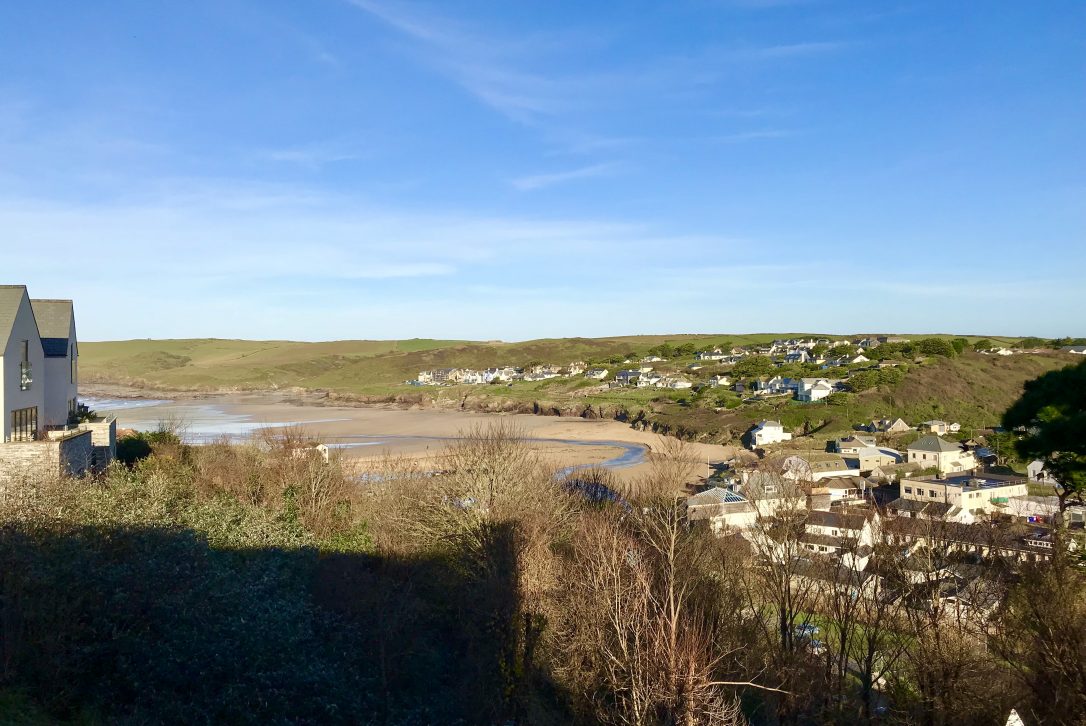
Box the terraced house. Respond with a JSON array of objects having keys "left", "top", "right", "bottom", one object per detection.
[{"left": 0, "top": 285, "right": 114, "bottom": 478}]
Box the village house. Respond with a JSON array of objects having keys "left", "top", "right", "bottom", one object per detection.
[
  {"left": 862, "top": 417, "right": 912, "bottom": 435},
  {"left": 565, "top": 361, "right": 586, "bottom": 376},
  {"left": 800, "top": 509, "right": 878, "bottom": 570},
  {"left": 695, "top": 348, "right": 725, "bottom": 361},
  {"left": 897, "top": 473, "right": 1027, "bottom": 517},
  {"left": 780, "top": 454, "right": 859, "bottom": 483},
  {"left": 707, "top": 374, "right": 730, "bottom": 388},
  {"left": 1, "top": 286, "right": 115, "bottom": 478},
  {"left": 635, "top": 371, "right": 664, "bottom": 388},
  {"left": 584, "top": 367, "right": 609, "bottom": 380},
  {"left": 832, "top": 434, "right": 877, "bottom": 455},
  {"left": 614, "top": 370, "right": 640, "bottom": 386},
  {"left": 906, "top": 435, "right": 977, "bottom": 474},
  {"left": 917, "top": 420, "right": 961, "bottom": 435},
  {"left": 795, "top": 378, "right": 840, "bottom": 402},
  {"left": 484, "top": 366, "right": 518, "bottom": 383},
  {"left": 853, "top": 446, "right": 904, "bottom": 472},
  {"left": 1026, "top": 459, "right": 1056, "bottom": 484},
  {"left": 686, "top": 487, "right": 757, "bottom": 534},
  {"left": 662, "top": 376, "right": 692, "bottom": 390},
  {"left": 749, "top": 420, "right": 792, "bottom": 448}
]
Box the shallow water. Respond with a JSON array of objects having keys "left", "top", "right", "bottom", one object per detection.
[{"left": 84, "top": 396, "right": 648, "bottom": 470}]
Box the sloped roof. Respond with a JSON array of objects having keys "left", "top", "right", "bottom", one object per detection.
[
  {"left": 688, "top": 487, "right": 746, "bottom": 506},
  {"left": 30, "top": 299, "right": 74, "bottom": 357},
  {"left": 908, "top": 435, "right": 963, "bottom": 454},
  {"left": 806, "top": 509, "right": 868, "bottom": 531},
  {"left": 0, "top": 285, "right": 32, "bottom": 353}
]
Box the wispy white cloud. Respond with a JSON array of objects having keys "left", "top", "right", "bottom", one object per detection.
[
  {"left": 713, "top": 129, "right": 798, "bottom": 143},
  {"left": 511, "top": 162, "right": 619, "bottom": 190}
]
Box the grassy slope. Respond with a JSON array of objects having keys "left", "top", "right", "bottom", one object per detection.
[
  {"left": 81, "top": 336, "right": 1063, "bottom": 444},
  {"left": 82, "top": 333, "right": 1023, "bottom": 393}
]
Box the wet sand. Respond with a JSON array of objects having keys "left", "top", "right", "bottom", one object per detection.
[{"left": 82, "top": 388, "right": 745, "bottom": 483}]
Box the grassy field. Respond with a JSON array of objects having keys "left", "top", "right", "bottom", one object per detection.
[{"left": 81, "top": 334, "right": 1067, "bottom": 447}]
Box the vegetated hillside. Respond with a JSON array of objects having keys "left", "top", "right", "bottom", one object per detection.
[
  {"left": 81, "top": 333, "right": 1024, "bottom": 394},
  {"left": 627, "top": 352, "right": 1077, "bottom": 444}
]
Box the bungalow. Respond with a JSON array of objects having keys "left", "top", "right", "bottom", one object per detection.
[
  {"left": 1061, "top": 345, "right": 1086, "bottom": 355},
  {"left": 707, "top": 374, "right": 730, "bottom": 388},
  {"left": 614, "top": 370, "right": 641, "bottom": 386},
  {"left": 750, "top": 420, "right": 792, "bottom": 448},
  {"left": 695, "top": 349, "right": 725, "bottom": 361},
  {"left": 907, "top": 436, "right": 977, "bottom": 474},
  {"left": 584, "top": 368, "right": 609, "bottom": 380},
  {"left": 641, "top": 355, "right": 666, "bottom": 363},
  {"left": 663, "top": 376, "right": 692, "bottom": 390}
]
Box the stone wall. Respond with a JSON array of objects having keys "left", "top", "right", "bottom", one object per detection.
[
  {"left": 82, "top": 417, "right": 116, "bottom": 471},
  {"left": 0, "top": 429, "right": 92, "bottom": 481}
]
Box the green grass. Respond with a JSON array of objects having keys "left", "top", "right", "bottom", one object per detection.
[{"left": 81, "top": 336, "right": 1075, "bottom": 446}]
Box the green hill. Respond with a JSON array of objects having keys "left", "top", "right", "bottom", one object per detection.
[{"left": 81, "top": 335, "right": 1071, "bottom": 445}]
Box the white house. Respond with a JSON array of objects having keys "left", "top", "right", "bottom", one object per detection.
[
  {"left": 1026, "top": 459, "right": 1056, "bottom": 484},
  {"left": 636, "top": 371, "right": 663, "bottom": 388},
  {"left": 695, "top": 349, "right": 725, "bottom": 361},
  {"left": 663, "top": 376, "right": 692, "bottom": 390},
  {"left": 30, "top": 299, "right": 78, "bottom": 429},
  {"left": 1, "top": 286, "right": 46, "bottom": 442},
  {"left": 907, "top": 435, "right": 977, "bottom": 474},
  {"left": 796, "top": 379, "right": 836, "bottom": 402},
  {"left": 707, "top": 374, "right": 730, "bottom": 388},
  {"left": 584, "top": 368, "right": 609, "bottom": 380},
  {"left": 750, "top": 420, "right": 792, "bottom": 448}
]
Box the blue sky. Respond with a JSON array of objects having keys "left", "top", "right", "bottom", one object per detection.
[{"left": 1, "top": 1, "right": 1083, "bottom": 341}]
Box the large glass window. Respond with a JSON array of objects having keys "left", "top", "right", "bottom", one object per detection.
[
  {"left": 19, "top": 340, "right": 32, "bottom": 391},
  {"left": 10, "top": 406, "right": 38, "bottom": 441}
]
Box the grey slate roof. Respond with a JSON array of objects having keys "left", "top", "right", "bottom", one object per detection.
[
  {"left": 30, "top": 299, "right": 74, "bottom": 358},
  {"left": 908, "top": 435, "right": 963, "bottom": 454},
  {"left": 0, "top": 285, "right": 31, "bottom": 354}
]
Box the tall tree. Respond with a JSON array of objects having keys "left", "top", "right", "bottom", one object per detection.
[{"left": 1002, "top": 359, "right": 1086, "bottom": 514}]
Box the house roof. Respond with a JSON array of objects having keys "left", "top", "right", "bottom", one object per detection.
[
  {"left": 887, "top": 497, "right": 952, "bottom": 517},
  {"left": 908, "top": 435, "right": 963, "bottom": 454},
  {"left": 30, "top": 299, "right": 74, "bottom": 357},
  {"left": 806, "top": 509, "right": 868, "bottom": 531},
  {"left": 688, "top": 487, "right": 746, "bottom": 506},
  {"left": 0, "top": 285, "right": 33, "bottom": 353}
]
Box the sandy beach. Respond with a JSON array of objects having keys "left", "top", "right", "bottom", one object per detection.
[{"left": 82, "top": 386, "right": 746, "bottom": 483}]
